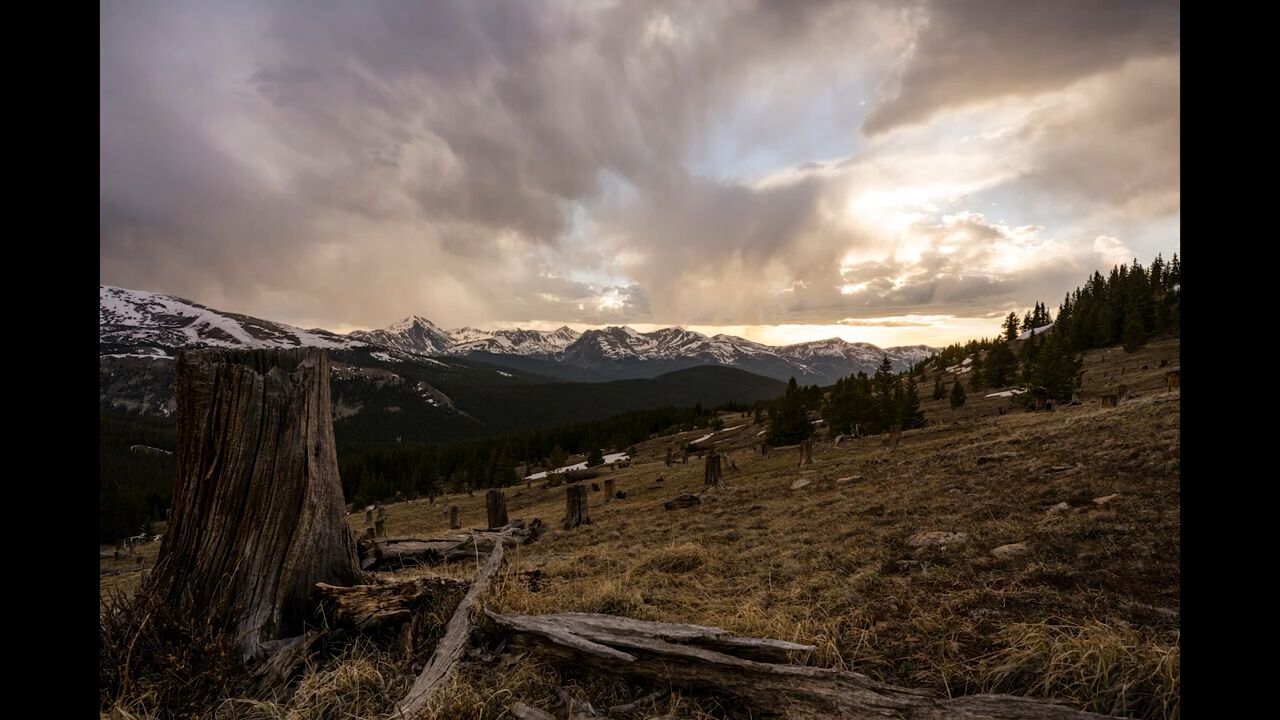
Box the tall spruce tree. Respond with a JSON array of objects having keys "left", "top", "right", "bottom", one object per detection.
[
  {"left": 949, "top": 380, "right": 966, "bottom": 408},
  {"left": 932, "top": 374, "right": 945, "bottom": 400},
  {"left": 900, "top": 373, "right": 925, "bottom": 428},
  {"left": 1002, "top": 312, "right": 1020, "bottom": 341},
  {"left": 767, "top": 377, "right": 814, "bottom": 446}
]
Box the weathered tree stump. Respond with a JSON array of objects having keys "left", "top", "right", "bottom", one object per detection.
[
  {"left": 798, "top": 439, "right": 814, "bottom": 467},
  {"left": 564, "top": 484, "right": 590, "bottom": 529},
  {"left": 1117, "top": 384, "right": 1129, "bottom": 401},
  {"left": 365, "top": 507, "right": 373, "bottom": 525},
  {"left": 665, "top": 449, "right": 673, "bottom": 467},
  {"left": 1166, "top": 369, "right": 1180, "bottom": 391},
  {"left": 144, "top": 348, "right": 362, "bottom": 661},
  {"left": 704, "top": 450, "right": 724, "bottom": 489},
  {"left": 885, "top": 425, "right": 902, "bottom": 449},
  {"left": 604, "top": 478, "right": 615, "bottom": 502},
  {"left": 449, "top": 506, "right": 461, "bottom": 529},
  {"left": 375, "top": 505, "right": 387, "bottom": 538},
  {"left": 486, "top": 489, "right": 509, "bottom": 529},
  {"left": 761, "top": 442, "right": 770, "bottom": 457},
  {"left": 1100, "top": 394, "right": 1118, "bottom": 408}
]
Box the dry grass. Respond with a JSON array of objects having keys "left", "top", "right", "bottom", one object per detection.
[{"left": 102, "top": 340, "right": 1180, "bottom": 719}]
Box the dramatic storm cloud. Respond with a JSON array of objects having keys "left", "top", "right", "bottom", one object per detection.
[{"left": 101, "top": 0, "right": 1179, "bottom": 345}]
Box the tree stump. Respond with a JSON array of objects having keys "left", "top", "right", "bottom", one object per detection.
[
  {"left": 144, "top": 348, "right": 362, "bottom": 661},
  {"left": 486, "top": 489, "right": 509, "bottom": 529},
  {"left": 1101, "top": 394, "right": 1118, "bottom": 408},
  {"left": 1118, "top": 383, "right": 1129, "bottom": 401},
  {"left": 449, "top": 506, "right": 461, "bottom": 529},
  {"left": 798, "top": 439, "right": 814, "bottom": 467},
  {"left": 682, "top": 449, "right": 689, "bottom": 464},
  {"left": 375, "top": 505, "right": 387, "bottom": 538},
  {"left": 604, "top": 478, "right": 615, "bottom": 502},
  {"left": 365, "top": 507, "right": 373, "bottom": 525},
  {"left": 564, "top": 484, "right": 590, "bottom": 530},
  {"left": 1166, "top": 369, "right": 1180, "bottom": 391},
  {"left": 761, "top": 442, "right": 770, "bottom": 457},
  {"left": 886, "top": 425, "right": 902, "bottom": 449},
  {"left": 665, "top": 449, "right": 673, "bottom": 467},
  {"left": 704, "top": 450, "right": 724, "bottom": 489}
]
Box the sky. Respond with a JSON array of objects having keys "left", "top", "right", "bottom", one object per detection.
[{"left": 100, "top": 0, "right": 1179, "bottom": 348}]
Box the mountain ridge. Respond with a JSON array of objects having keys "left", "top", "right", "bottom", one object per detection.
[{"left": 100, "top": 284, "right": 937, "bottom": 384}]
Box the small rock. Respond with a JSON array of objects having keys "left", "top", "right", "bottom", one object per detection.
[
  {"left": 1046, "top": 502, "right": 1070, "bottom": 515},
  {"left": 791, "top": 478, "right": 812, "bottom": 490},
  {"left": 1093, "top": 494, "right": 1122, "bottom": 507},
  {"left": 907, "top": 531, "right": 968, "bottom": 548},
  {"left": 991, "top": 542, "right": 1030, "bottom": 558}
]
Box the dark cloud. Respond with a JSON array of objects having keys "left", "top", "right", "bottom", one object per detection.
[
  {"left": 864, "top": 0, "right": 1179, "bottom": 135},
  {"left": 100, "top": 0, "right": 1178, "bottom": 338}
]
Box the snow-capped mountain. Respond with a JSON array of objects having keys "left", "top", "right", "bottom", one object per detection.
[
  {"left": 100, "top": 285, "right": 364, "bottom": 357},
  {"left": 348, "top": 316, "right": 452, "bottom": 355},
  {"left": 449, "top": 326, "right": 581, "bottom": 357},
  {"left": 101, "top": 285, "right": 938, "bottom": 384}
]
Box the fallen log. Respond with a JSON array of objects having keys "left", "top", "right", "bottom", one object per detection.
[
  {"left": 358, "top": 519, "right": 543, "bottom": 571},
  {"left": 315, "top": 576, "right": 470, "bottom": 630},
  {"left": 252, "top": 630, "right": 326, "bottom": 702},
  {"left": 486, "top": 611, "right": 1123, "bottom": 720},
  {"left": 663, "top": 493, "right": 701, "bottom": 510},
  {"left": 392, "top": 541, "right": 506, "bottom": 719}
]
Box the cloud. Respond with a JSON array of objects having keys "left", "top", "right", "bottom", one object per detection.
[
  {"left": 863, "top": 0, "right": 1180, "bottom": 135},
  {"left": 100, "top": 0, "right": 1178, "bottom": 342}
]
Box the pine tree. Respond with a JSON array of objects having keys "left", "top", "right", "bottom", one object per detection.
[
  {"left": 1122, "top": 306, "right": 1146, "bottom": 352},
  {"left": 900, "top": 373, "right": 925, "bottom": 429},
  {"left": 983, "top": 341, "right": 1017, "bottom": 388},
  {"left": 586, "top": 447, "right": 605, "bottom": 467},
  {"left": 767, "top": 377, "right": 814, "bottom": 446},
  {"left": 548, "top": 445, "right": 568, "bottom": 473},
  {"left": 949, "top": 380, "right": 966, "bottom": 409},
  {"left": 1002, "top": 312, "right": 1020, "bottom": 341},
  {"left": 932, "top": 375, "right": 945, "bottom": 400}
]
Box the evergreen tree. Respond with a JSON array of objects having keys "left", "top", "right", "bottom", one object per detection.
[
  {"left": 900, "top": 373, "right": 925, "bottom": 429},
  {"left": 548, "top": 445, "right": 568, "bottom": 472},
  {"left": 586, "top": 447, "right": 605, "bottom": 467},
  {"left": 1122, "top": 306, "right": 1146, "bottom": 352},
  {"left": 932, "top": 375, "right": 945, "bottom": 400},
  {"left": 1002, "top": 312, "right": 1020, "bottom": 341},
  {"left": 949, "top": 380, "right": 966, "bottom": 409},
  {"left": 968, "top": 352, "right": 985, "bottom": 391},
  {"left": 767, "top": 377, "right": 814, "bottom": 445},
  {"left": 983, "top": 341, "right": 1018, "bottom": 388}
]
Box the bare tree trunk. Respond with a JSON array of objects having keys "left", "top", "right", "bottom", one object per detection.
[
  {"left": 604, "top": 478, "right": 615, "bottom": 502},
  {"left": 486, "top": 489, "right": 508, "bottom": 529},
  {"left": 703, "top": 450, "right": 724, "bottom": 489},
  {"left": 798, "top": 439, "right": 814, "bottom": 467},
  {"left": 145, "top": 348, "right": 362, "bottom": 661},
  {"left": 449, "top": 506, "right": 461, "bottom": 529},
  {"left": 761, "top": 442, "right": 770, "bottom": 457},
  {"left": 564, "top": 484, "right": 590, "bottom": 529},
  {"left": 665, "top": 449, "right": 673, "bottom": 467}
]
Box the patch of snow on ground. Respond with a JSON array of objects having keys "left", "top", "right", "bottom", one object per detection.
[
  {"left": 497, "top": 370, "right": 513, "bottom": 377},
  {"left": 371, "top": 351, "right": 402, "bottom": 363},
  {"left": 985, "top": 388, "right": 1027, "bottom": 398},
  {"left": 524, "top": 452, "right": 630, "bottom": 480},
  {"left": 1018, "top": 324, "right": 1054, "bottom": 341}
]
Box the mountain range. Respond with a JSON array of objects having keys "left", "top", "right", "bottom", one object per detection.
[
  {"left": 100, "top": 284, "right": 937, "bottom": 444},
  {"left": 101, "top": 285, "right": 933, "bottom": 384}
]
